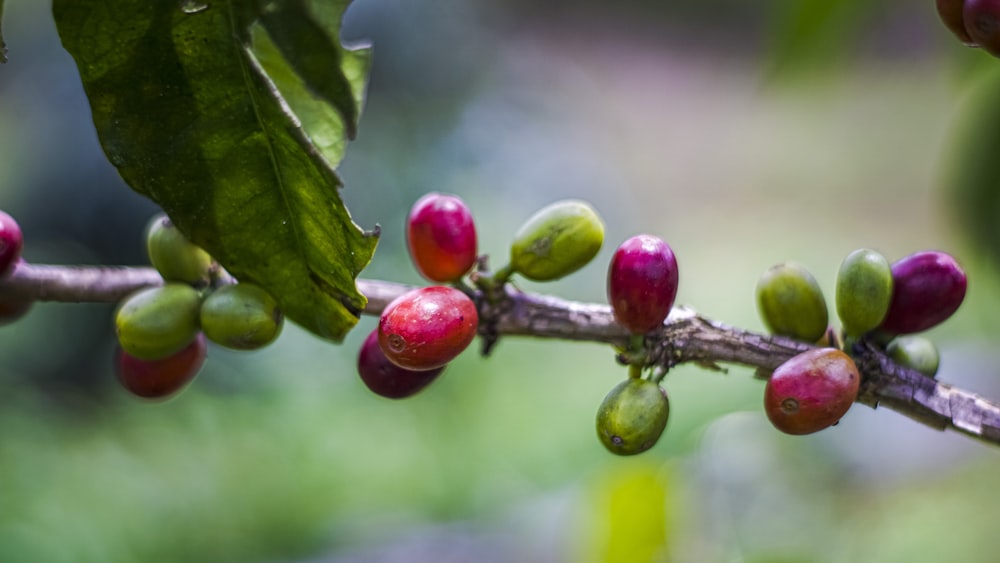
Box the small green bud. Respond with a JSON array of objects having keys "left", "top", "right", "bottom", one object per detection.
[
  {"left": 887, "top": 335, "right": 940, "bottom": 378},
  {"left": 836, "top": 248, "right": 893, "bottom": 338},
  {"left": 146, "top": 213, "right": 213, "bottom": 284},
  {"left": 115, "top": 284, "right": 202, "bottom": 360},
  {"left": 200, "top": 283, "right": 283, "bottom": 350},
  {"left": 756, "top": 262, "right": 828, "bottom": 343},
  {"left": 596, "top": 378, "right": 669, "bottom": 456},
  {"left": 509, "top": 200, "right": 604, "bottom": 281}
]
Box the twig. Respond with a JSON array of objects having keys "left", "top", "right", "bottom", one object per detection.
[{"left": 2, "top": 263, "right": 998, "bottom": 447}]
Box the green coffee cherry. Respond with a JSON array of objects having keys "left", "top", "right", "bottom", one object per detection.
[
  {"left": 115, "top": 284, "right": 202, "bottom": 361},
  {"left": 199, "top": 283, "right": 283, "bottom": 350},
  {"left": 756, "top": 262, "right": 829, "bottom": 343},
  {"left": 596, "top": 378, "right": 669, "bottom": 456},
  {"left": 887, "top": 335, "right": 940, "bottom": 378},
  {"left": 836, "top": 248, "right": 893, "bottom": 338},
  {"left": 509, "top": 200, "right": 604, "bottom": 281},
  {"left": 146, "top": 213, "right": 213, "bottom": 284}
]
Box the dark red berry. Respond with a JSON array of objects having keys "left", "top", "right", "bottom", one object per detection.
[
  {"left": 116, "top": 333, "right": 207, "bottom": 400},
  {"left": 406, "top": 193, "right": 478, "bottom": 282},
  {"left": 939, "top": 0, "right": 975, "bottom": 44},
  {"left": 965, "top": 0, "right": 1000, "bottom": 56},
  {"left": 358, "top": 329, "right": 445, "bottom": 398},
  {"left": 0, "top": 259, "right": 31, "bottom": 325},
  {"left": 764, "top": 348, "right": 859, "bottom": 436},
  {"left": 0, "top": 211, "right": 24, "bottom": 277},
  {"left": 378, "top": 286, "right": 478, "bottom": 371},
  {"left": 879, "top": 251, "right": 967, "bottom": 335},
  {"left": 607, "top": 234, "right": 678, "bottom": 333}
]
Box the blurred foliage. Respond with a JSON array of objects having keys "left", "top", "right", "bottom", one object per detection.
[
  {"left": 946, "top": 66, "right": 1000, "bottom": 273},
  {"left": 2, "top": 0, "right": 1000, "bottom": 562}
]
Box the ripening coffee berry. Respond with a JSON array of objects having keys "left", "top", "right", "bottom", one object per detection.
[
  {"left": 358, "top": 329, "right": 445, "bottom": 398},
  {"left": 878, "top": 251, "right": 967, "bottom": 335},
  {"left": 115, "top": 284, "right": 202, "bottom": 360},
  {"left": 378, "top": 286, "right": 478, "bottom": 371},
  {"left": 764, "top": 348, "right": 860, "bottom": 436},
  {"left": 406, "top": 193, "right": 478, "bottom": 283},
  {"left": 509, "top": 199, "right": 604, "bottom": 281},
  {"left": 835, "top": 248, "right": 893, "bottom": 338},
  {"left": 887, "top": 335, "right": 940, "bottom": 378},
  {"left": 596, "top": 378, "right": 670, "bottom": 456},
  {"left": 607, "top": 234, "right": 679, "bottom": 333},
  {"left": 117, "top": 333, "right": 207, "bottom": 400},
  {"left": 965, "top": 0, "right": 1000, "bottom": 56},
  {"left": 756, "top": 262, "right": 829, "bottom": 343},
  {"left": 199, "top": 283, "right": 283, "bottom": 350},
  {"left": 938, "top": 0, "right": 975, "bottom": 44},
  {"left": 0, "top": 210, "right": 24, "bottom": 277},
  {"left": 145, "top": 213, "right": 213, "bottom": 285}
]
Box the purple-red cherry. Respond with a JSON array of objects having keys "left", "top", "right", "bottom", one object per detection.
[
  {"left": 0, "top": 210, "right": 24, "bottom": 277},
  {"left": 378, "top": 286, "right": 478, "bottom": 371},
  {"left": 939, "top": 0, "right": 975, "bottom": 44},
  {"left": 358, "top": 329, "right": 445, "bottom": 398},
  {"left": 406, "top": 193, "right": 478, "bottom": 283},
  {"left": 965, "top": 0, "right": 1000, "bottom": 56},
  {"left": 764, "top": 348, "right": 860, "bottom": 436},
  {"left": 607, "top": 234, "right": 678, "bottom": 333},
  {"left": 879, "top": 251, "right": 967, "bottom": 335},
  {"left": 116, "top": 333, "right": 207, "bottom": 400}
]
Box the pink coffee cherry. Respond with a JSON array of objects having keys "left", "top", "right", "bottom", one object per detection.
[
  {"left": 406, "top": 193, "right": 478, "bottom": 283},
  {"left": 607, "top": 234, "right": 678, "bottom": 333}
]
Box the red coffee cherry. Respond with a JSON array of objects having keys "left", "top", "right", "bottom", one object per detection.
[
  {"left": 938, "top": 0, "right": 975, "bottom": 44},
  {"left": 406, "top": 193, "right": 478, "bottom": 282},
  {"left": 764, "top": 348, "right": 860, "bottom": 435},
  {"left": 965, "top": 0, "right": 1000, "bottom": 56},
  {"left": 116, "top": 333, "right": 207, "bottom": 400},
  {"left": 378, "top": 286, "right": 478, "bottom": 371},
  {"left": 879, "top": 251, "right": 967, "bottom": 335},
  {"left": 0, "top": 210, "right": 24, "bottom": 277},
  {"left": 607, "top": 234, "right": 678, "bottom": 333},
  {"left": 358, "top": 329, "right": 445, "bottom": 398}
]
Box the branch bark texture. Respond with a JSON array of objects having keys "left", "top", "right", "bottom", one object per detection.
[{"left": 2, "top": 263, "right": 998, "bottom": 447}]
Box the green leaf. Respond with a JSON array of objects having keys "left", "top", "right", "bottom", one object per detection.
[
  {"left": 52, "top": 0, "right": 378, "bottom": 341},
  {"left": 257, "top": 0, "right": 368, "bottom": 141},
  {"left": 1, "top": 0, "right": 7, "bottom": 63}
]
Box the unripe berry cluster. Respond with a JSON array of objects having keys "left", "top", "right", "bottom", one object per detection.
[
  {"left": 938, "top": 0, "right": 1000, "bottom": 56},
  {"left": 755, "top": 248, "right": 967, "bottom": 435},
  {"left": 358, "top": 194, "right": 607, "bottom": 399},
  {"left": 115, "top": 214, "right": 284, "bottom": 400}
]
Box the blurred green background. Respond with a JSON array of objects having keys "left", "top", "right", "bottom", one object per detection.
[{"left": 3, "top": 1, "right": 1000, "bottom": 561}]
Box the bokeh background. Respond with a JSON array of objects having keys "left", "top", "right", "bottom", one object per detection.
[{"left": 2, "top": 1, "right": 1000, "bottom": 561}]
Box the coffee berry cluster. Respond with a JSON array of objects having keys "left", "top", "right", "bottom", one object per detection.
[
  {"left": 114, "top": 214, "right": 284, "bottom": 399},
  {"left": 358, "top": 193, "right": 685, "bottom": 457},
  {"left": 756, "top": 249, "right": 967, "bottom": 435},
  {"left": 357, "top": 193, "right": 605, "bottom": 397},
  {"left": 938, "top": 0, "right": 1000, "bottom": 55}
]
